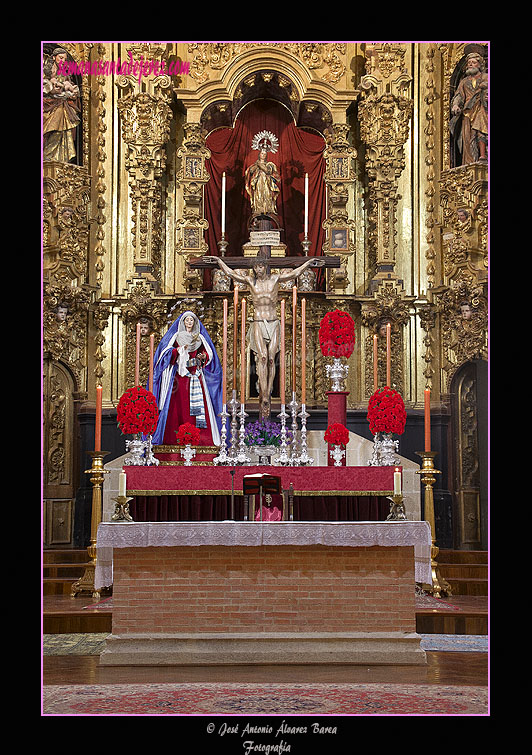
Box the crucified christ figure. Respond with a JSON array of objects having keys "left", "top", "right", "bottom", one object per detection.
[{"left": 205, "top": 256, "right": 325, "bottom": 418}]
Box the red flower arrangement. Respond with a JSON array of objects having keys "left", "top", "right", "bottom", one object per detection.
[
  {"left": 367, "top": 386, "right": 407, "bottom": 436},
  {"left": 324, "top": 422, "right": 350, "bottom": 447},
  {"left": 319, "top": 310, "right": 355, "bottom": 359},
  {"left": 117, "top": 385, "right": 159, "bottom": 435},
  {"left": 175, "top": 422, "right": 201, "bottom": 446}
]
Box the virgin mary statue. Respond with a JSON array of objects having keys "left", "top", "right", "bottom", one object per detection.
[{"left": 150, "top": 311, "right": 222, "bottom": 446}]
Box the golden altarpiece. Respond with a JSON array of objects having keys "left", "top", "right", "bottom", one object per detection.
[{"left": 42, "top": 42, "right": 488, "bottom": 552}]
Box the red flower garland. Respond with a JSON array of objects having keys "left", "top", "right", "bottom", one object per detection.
[
  {"left": 175, "top": 422, "right": 201, "bottom": 446},
  {"left": 324, "top": 422, "right": 350, "bottom": 447},
  {"left": 319, "top": 310, "right": 355, "bottom": 359},
  {"left": 367, "top": 386, "right": 407, "bottom": 436},
  {"left": 117, "top": 385, "right": 159, "bottom": 435}
]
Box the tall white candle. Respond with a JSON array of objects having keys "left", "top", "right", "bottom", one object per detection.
[
  {"left": 304, "top": 173, "right": 309, "bottom": 236},
  {"left": 135, "top": 322, "right": 141, "bottom": 385},
  {"left": 149, "top": 334, "right": 154, "bottom": 393},
  {"left": 221, "top": 171, "right": 226, "bottom": 235},
  {"left": 394, "top": 467, "right": 401, "bottom": 495},
  {"left": 119, "top": 470, "right": 127, "bottom": 497}
]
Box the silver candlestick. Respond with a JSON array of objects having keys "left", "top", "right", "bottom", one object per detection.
[
  {"left": 144, "top": 435, "right": 160, "bottom": 466},
  {"left": 236, "top": 403, "right": 251, "bottom": 464},
  {"left": 228, "top": 389, "right": 239, "bottom": 463},
  {"left": 288, "top": 391, "right": 299, "bottom": 465},
  {"left": 296, "top": 403, "right": 314, "bottom": 465},
  {"left": 213, "top": 404, "right": 231, "bottom": 465},
  {"left": 273, "top": 403, "right": 290, "bottom": 465}
]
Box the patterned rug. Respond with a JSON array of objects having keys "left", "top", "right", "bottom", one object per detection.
[
  {"left": 42, "top": 682, "right": 488, "bottom": 715},
  {"left": 42, "top": 633, "right": 488, "bottom": 656},
  {"left": 420, "top": 634, "right": 488, "bottom": 652}
]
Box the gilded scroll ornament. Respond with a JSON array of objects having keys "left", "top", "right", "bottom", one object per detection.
[{"left": 436, "top": 278, "right": 487, "bottom": 389}]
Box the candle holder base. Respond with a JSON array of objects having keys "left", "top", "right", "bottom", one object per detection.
[
  {"left": 236, "top": 404, "right": 251, "bottom": 465},
  {"left": 144, "top": 435, "right": 159, "bottom": 466},
  {"left": 386, "top": 493, "right": 407, "bottom": 520},
  {"left": 110, "top": 495, "right": 134, "bottom": 523},
  {"left": 416, "top": 450, "right": 453, "bottom": 599},
  {"left": 288, "top": 392, "right": 300, "bottom": 465},
  {"left": 71, "top": 451, "right": 110, "bottom": 599},
  {"left": 214, "top": 406, "right": 231, "bottom": 465},
  {"left": 273, "top": 404, "right": 291, "bottom": 465},
  {"left": 227, "top": 391, "right": 240, "bottom": 464}
]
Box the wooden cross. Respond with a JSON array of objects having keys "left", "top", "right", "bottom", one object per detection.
[{"left": 188, "top": 213, "right": 341, "bottom": 271}]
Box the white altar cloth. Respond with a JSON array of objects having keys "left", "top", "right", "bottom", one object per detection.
[{"left": 95, "top": 520, "right": 432, "bottom": 589}]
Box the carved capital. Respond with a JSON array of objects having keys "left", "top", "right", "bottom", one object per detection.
[
  {"left": 359, "top": 44, "right": 413, "bottom": 275},
  {"left": 117, "top": 92, "right": 172, "bottom": 277},
  {"left": 434, "top": 276, "right": 488, "bottom": 390},
  {"left": 43, "top": 282, "right": 92, "bottom": 388}
]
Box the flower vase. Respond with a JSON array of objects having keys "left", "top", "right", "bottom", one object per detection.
[
  {"left": 325, "top": 357, "right": 349, "bottom": 392},
  {"left": 251, "top": 445, "right": 277, "bottom": 465},
  {"left": 329, "top": 444, "right": 345, "bottom": 467},
  {"left": 368, "top": 432, "right": 399, "bottom": 466},
  {"left": 380, "top": 433, "right": 399, "bottom": 465},
  {"left": 181, "top": 444, "right": 196, "bottom": 466},
  {"left": 124, "top": 434, "right": 146, "bottom": 466}
]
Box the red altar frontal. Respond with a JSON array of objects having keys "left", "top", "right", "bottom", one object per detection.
[{"left": 124, "top": 464, "right": 399, "bottom": 523}]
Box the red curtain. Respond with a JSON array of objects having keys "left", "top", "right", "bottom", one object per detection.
[
  {"left": 204, "top": 100, "right": 326, "bottom": 286},
  {"left": 130, "top": 495, "right": 389, "bottom": 522}
]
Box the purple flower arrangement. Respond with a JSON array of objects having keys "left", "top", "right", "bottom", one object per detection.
[{"left": 244, "top": 419, "right": 293, "bottom": 448}]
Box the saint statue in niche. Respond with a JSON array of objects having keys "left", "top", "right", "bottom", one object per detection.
[
  {"left": 150, "top": 311, "right": 223, "bottom": 446},
  {"left": 450, "top": 50, "right": 488, "bottom": 166},
  {"left": 244, "top": 131, "right": 281, "bottom": 219},
  {"left": 43, "top": 47, "right": 81, "bottom": 163}
]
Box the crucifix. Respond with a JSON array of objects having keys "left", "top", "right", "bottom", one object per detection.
[{"left": 189, "top": 131, "right": 340, "bottom": 419}]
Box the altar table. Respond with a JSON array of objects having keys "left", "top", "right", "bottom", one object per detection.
[
  {"left": 124, "top": 465, "right": 398, "bottom": 523},
  {"left": 96, "top": 520, "right": 430, "bottom": 666}
]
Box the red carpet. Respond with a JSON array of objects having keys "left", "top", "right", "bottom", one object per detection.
[{"left": 42, "top": 682, "right": 487, "bottom": 716}]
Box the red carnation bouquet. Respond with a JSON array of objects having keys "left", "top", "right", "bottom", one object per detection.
[
  {"left": 324, "top": 422, "right": 350, "bottom": 447},
  {"left": 367, "top": 386, "right": 406, "bottom": 436},
  {"left": 117, "top": 385, "right": 159, "bottom": 435},
  {"left": 319, "top": 310, "right": 355, "bottom": 359},
  {"left": 175, "top": 422, "right": 201, "bottom": 446}
]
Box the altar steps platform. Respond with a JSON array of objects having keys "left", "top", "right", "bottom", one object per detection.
[
  {"left": 437, "top": 549, "right": 488, "bottom": 596},
  {"left": 43, "top": 547, "right": 488, "bottom": 637},
  {"left": 43, "top": 549, "right": 93, "bottom": 596}
]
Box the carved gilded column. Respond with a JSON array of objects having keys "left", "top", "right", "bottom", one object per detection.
[
  {"left": 117, "top": 80, "right": 173, "bottom": 285},
  {"left": 358, "top": 43, "right": 413, "bottom": 284},
  {"left": 176, "top": 122, "right": 211, "bottom": 292},
  {"left": 322, "top": 124, "right": 357, "bottom": 293}
]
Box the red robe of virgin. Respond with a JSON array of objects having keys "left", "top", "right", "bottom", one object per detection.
[{"left": 162, "top": 345, "right": 214, "bottom": 446}]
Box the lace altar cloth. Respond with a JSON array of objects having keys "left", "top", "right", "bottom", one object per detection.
[{"left": 95, "top": 521, "right": 432, "bottom": 589}]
